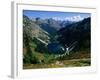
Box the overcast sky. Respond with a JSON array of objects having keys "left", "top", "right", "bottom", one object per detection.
[{"left": 23, "top": 10, "right": 91, "bottom": 22}]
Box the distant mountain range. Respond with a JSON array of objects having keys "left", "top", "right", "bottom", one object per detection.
[
  {"left": 23, "top": 15, "right": 91, "bottom": 51},
  {"left": 57, "top": 17, "right": 91, "bottom": 50},
  {"left": 31, "top": 17, "right": 74, "bottom": 35}
]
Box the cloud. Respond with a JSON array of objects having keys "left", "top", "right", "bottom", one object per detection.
[
  {"left": 65, "top": 15, "right": 83, "bottom": 22},
  {"left": 52, "top": 15, "right": 84, "bottom": 22}
]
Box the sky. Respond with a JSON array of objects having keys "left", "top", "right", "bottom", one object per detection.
[{"left": 23, "top": 10, "right": 91, "bottom": 22}]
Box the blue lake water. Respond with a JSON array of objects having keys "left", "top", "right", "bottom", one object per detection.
[{"left": 47, "top": 42, "right": 66, "bottom": 54}]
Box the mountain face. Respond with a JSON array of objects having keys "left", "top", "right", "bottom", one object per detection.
[
  {"left": 34, "top": 18, "right": 73, "bottom": 35},
  {"left": 37, "top": 18, "right": 60, "bottom": 35},
  {"left": 60, "top": 20, "right": 74, "bottom": 28},
  {"left": 23, "top": 15, "right": 50, "bottom": 45},
  {"left": 57, "top": 17, "right": 91, "bottom": 50}
]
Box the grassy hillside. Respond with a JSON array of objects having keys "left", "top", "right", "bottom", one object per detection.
[{"left": 23, "top": 58, "right": 90, "bottom": 69}]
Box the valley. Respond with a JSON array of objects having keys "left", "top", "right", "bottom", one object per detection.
[{"left": 23, "top": 13, "right": 91, "bottom": 69}]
